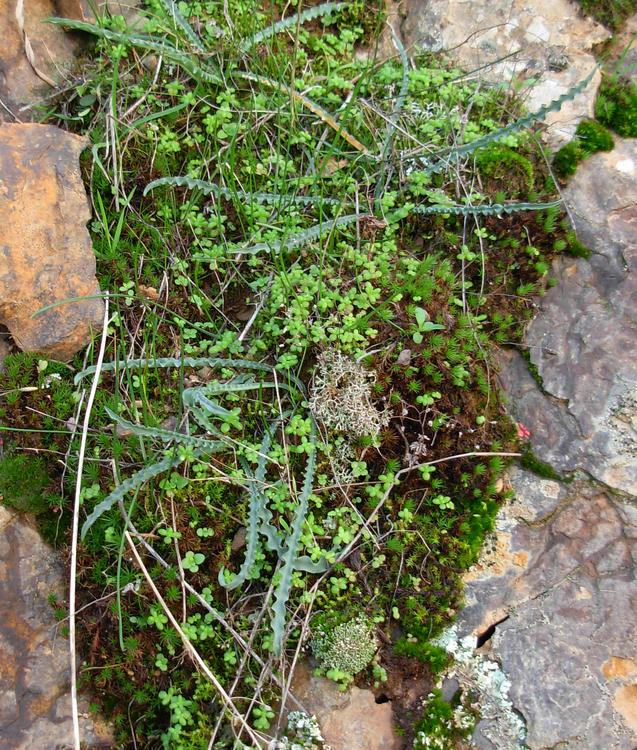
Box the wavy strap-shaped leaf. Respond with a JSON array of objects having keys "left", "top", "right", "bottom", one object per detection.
[
  {"left": 294, "top": 555, "right": 330, "bottom": 573},
  {"left": 271, "top": 421, "right": 318, "bottom": 654},
  {"left": 218, "top": 429, "right": 275, "bottom": 590},
  {"left": 240, "top": 2, "right": 347, "bottom": 52},
  {"left": 223, "top": 213, "right": 362, "bottom": 256},
  {"left": 409, "top": 199, "right": 563, "bottom": 217},
  {"left": 47, "top": 18, "right": 222, "bottom": 84},
  {"left": 75, "top": 356, "right": 301, "bottom": 387},
  {"left": 52, "top": 19, "right": 366, "bottom": 152},
  {"left": 143, "top": 175, "right": 342, "bottom": 206},
  {"left": 182, "top": 378, "right": 290, "bottom": 434},
  {"left": 81, "top": 448, "right": 204, "bottom": 539},
  {"left": 157, "top": 0, "right": 205, "bottom": 50},
  {"left": 105, "top": 407, "right": 227, "bottom": 451},
  {"left": 402, "top": 69, "right": 596, "bottom": 173}
]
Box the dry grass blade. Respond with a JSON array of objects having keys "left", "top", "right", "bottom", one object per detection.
[
  {"left": 14, "top": 0, "right": 57, "bottom": 87},
  {"left": 237, "top": 71, "right": 370, "bottom": 154},
  {"left": 69, "top": 297, "right": 110, "bottom": 750},
  {"left": 124, "top": 524, "right": 304, "bottom": 707}
]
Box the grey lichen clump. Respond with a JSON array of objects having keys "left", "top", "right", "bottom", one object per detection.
[
  {"left": 274, "top": 711, "right": 331, "bottom": 750},
  {"left": 432, "top": 625, "right": 527, "bottom": 749},
  {"left": 608, "top": 387, "right": 637, "bottom": 459},
  {"left": 311, "top": 615, "right": 378, "bottom": 677},
  {"left": 308, "top": 351, "right": 389, "bottom": 438}
]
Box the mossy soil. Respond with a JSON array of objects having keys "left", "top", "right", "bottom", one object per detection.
[
  {"left": 576, "top": 0, "right": 637, "bottom": 30},
  {"left": 0, "top": 2, "right": 587, "bottom": 748}
]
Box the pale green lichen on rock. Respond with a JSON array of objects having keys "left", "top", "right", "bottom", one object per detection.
[
  {"left": 432, "top": 625, "right": 528, "bottom": 749},
  {"left": 311, "top": 615, "right": 378, "bottom": 684}
]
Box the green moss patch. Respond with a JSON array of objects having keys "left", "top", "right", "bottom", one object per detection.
[
  {"left": 595, "top": 74, "right": 637, "bottom": 137},
  {"left": 576, "top": 0, "right": 637, "bottom": 30}
]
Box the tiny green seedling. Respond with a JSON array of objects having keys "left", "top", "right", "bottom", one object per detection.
[{"left": 412, "top": 307, "right": 445, "bottom": 344}]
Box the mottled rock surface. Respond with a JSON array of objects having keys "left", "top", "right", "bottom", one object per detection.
[
  {"left": 0, "top": 0, "right": 80, "bottom": 120},
  {"left": 502, "top": 139, "right": 637, "bottom": 497},
  {"left": 399, "top": 0, "right": 609, "bottom": 146},
  {"left": 0, "top": 122, "right": 104, "bottom": 360},
  {"left": 287, "top": 661, "right": 401, "bottom": 750},
  {"left": 458, "top": 470, "right": 637, "bottom": 749},
  {"left": 0, "top": 506, "right": 112, "bottom": 749},
  {"left": 452, "top": 137, "right": 637, "bottom": 749}
]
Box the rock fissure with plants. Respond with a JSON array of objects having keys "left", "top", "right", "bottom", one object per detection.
[{"left": 0, "top": 0, "right": 610, "bottom": 748}]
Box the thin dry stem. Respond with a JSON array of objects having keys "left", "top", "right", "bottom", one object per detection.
[{"left": 69, "top": 297, "right": 110, "bottom": 750}]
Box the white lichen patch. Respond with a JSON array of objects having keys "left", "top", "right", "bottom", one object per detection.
[
  {"left": 433, "top": 625, "right": 528, "bottom": 750},
  {"left": 272, "top": 711, "right": 331, "bottom": 750},
  {"left": 309, "top": 351, "right": 389, "bottom": 438},
  {"left": 607, "top": 385, "right": 637, "bottom": 460}
]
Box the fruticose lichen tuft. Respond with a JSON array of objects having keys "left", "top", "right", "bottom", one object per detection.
[{"left": 309, "top": 351, "right": 389, "bottom": 438}]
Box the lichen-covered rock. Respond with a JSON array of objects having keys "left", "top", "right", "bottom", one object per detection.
[
  {"left": 456, "top": 470, "right": 637, "bottom": 749},
  {"left": 0, "top": 123, "right": 104, "bottom": 360},
  {"left": 0, "top": 506, "right": 113, "bottom": 749},
  {"left": 435, "top": 625, "right": 526, "bottom": 749},
  {"left": 400, "top": 0, "right": 609, "bottom": 146},
  {"left": 451, "top": 137, "right": 637, "bottom": 749},
  {"left": 287, "top": 661, "right": 401, "bottom": 750}
]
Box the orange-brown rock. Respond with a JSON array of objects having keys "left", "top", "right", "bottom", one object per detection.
[
  {"left": 614, "top": 684, "right": 637, "bottom": 734},
  {"left": 287, "top": 661, "right": 401, "bottom": 750},
  {"left": 0, "top": 122, "right": 104, "bottom": 360},
  {"left": 0, "top": 0, "right": 81, "bottom": 120},
  {"left": 57, "top": 0, "right": 141, "bottom": 24}
]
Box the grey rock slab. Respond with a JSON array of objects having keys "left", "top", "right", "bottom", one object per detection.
[
  {"left": 523, "top": 139, "right": 637, "bottom": 496},
  {"left": 457, "top": 473, "right": 637, "bottom": 749},
  {"left": 459, "top": 139, "right": 637, "bottom": 749},
  {"left": 459, "top": 467, "right": 570, "bottom": 635},
  {"left": 0, "top": 506, "right": 112, "bottom": 749},
  {"left": 400, "top": 0, "right": 608, "bottom": 147},
  {"left": 498, "top": 348, "right": 586, "bottom": 473}
]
